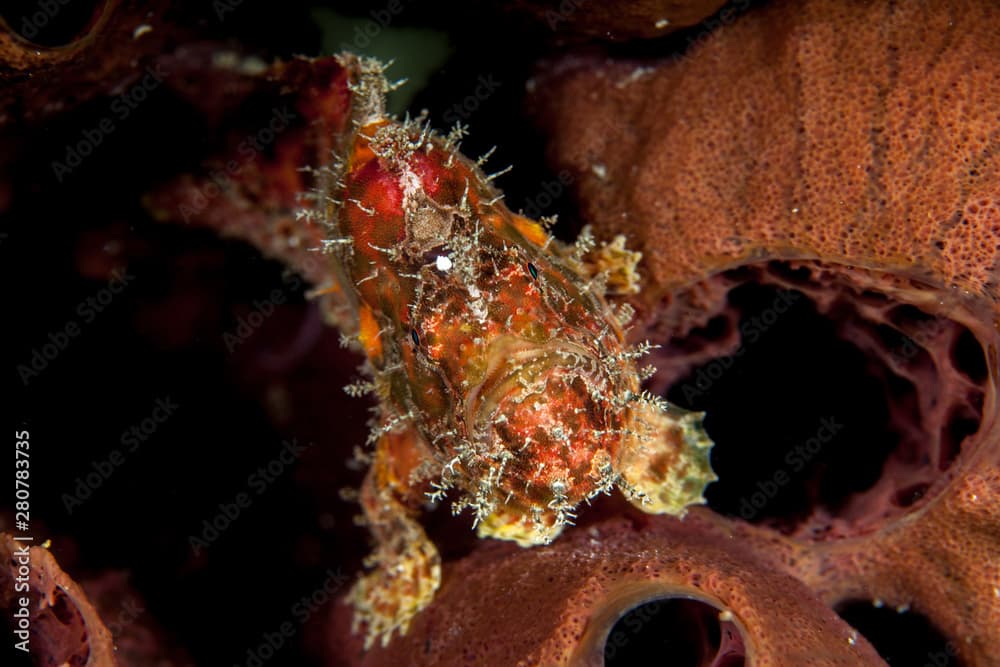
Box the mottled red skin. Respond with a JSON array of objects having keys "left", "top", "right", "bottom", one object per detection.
[
  {"left": 525, "top": 0, "right": 1000, "bottom": 664},
  {"left": 339, "top": 118, "right": 637, "bottom": 513}
]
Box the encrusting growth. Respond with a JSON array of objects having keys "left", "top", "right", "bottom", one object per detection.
[{"left": 305, "top": 54, "right": 717, "bottom": 648}]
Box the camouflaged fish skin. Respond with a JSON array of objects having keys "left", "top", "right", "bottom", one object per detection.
[{"left": 305, "top": 55, "right": 716, "bottom": 648}]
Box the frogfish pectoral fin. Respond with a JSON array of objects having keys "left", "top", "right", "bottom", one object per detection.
[{"left": 616, "top": 403, "right": 717, "bottom": 516}]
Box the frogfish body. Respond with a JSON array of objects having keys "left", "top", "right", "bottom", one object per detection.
[{"left": 306, "top": 55, "right": 716, "bottom": 648}]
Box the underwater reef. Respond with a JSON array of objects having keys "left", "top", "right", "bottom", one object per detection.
[{"left": 3, "top": 1, "right": 998, "bottom": 666}]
